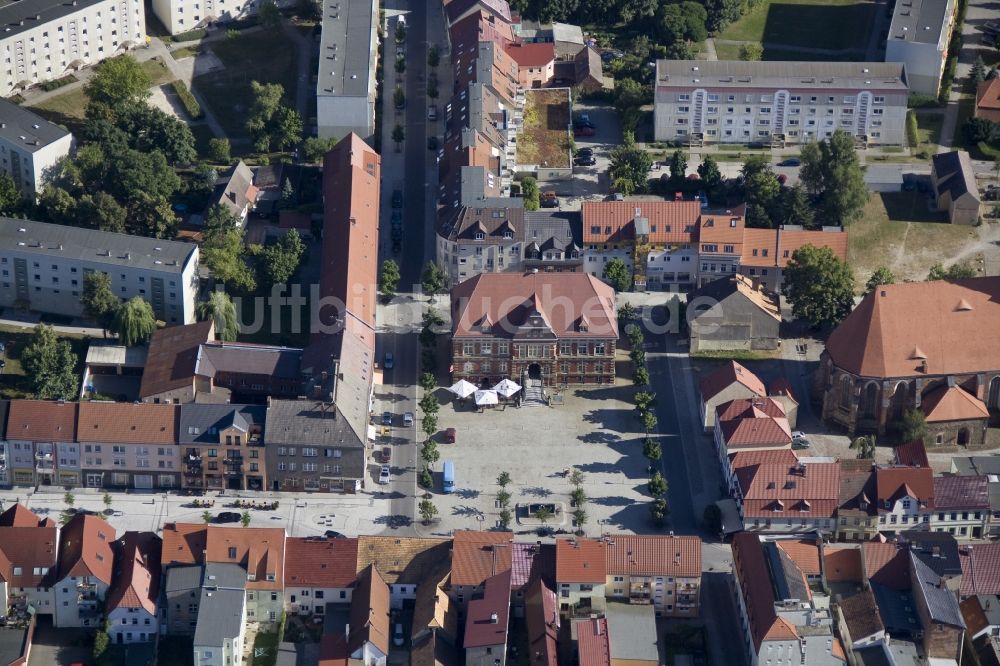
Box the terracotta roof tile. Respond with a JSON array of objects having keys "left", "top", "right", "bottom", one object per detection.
[
  {"left": 960, "top": 543, "right": 1000, "bottom": 597},
  {"left": 349, "top": 565, "right": 390, "bottom": 655},
  {"left": 776, "top": 230, "right": 848, "bottom": 267},
  {"left": 57, "top": 513, "right": 116, "bottom": 585},
  {"left": 575, "top": 618, "right": 611, "bottom": 666},
  {"left": 934, "top": 475, "right": 990, "bottom": 510},
  {"left": 0, "top": 504, "right": 47, "bottom": 527},
  {"left": 825, "top": 278, "right": 1000, "bottom": 379},
  {"left": 6, "top": 400, "right": 77, "bottom": 442},
  {"left": 510, "top": 542, "right": 555, "bottom": 590},
  {"left": 719, "top": 404, "right": 792, "bottom": 449},
  {"left": 0, "top": 505, "right": 58, "bottom": 588},
  {"left": 728, "top": 448, "right": 799, "bottom": 469},
  {"left": 160, "top": 523, "right": 207, "bottom": 567},
  {"left": 284, "top": 537, "right": 359, "bottom": 589},
  {"left": 698, "top": 211, "right": 746, "bottom": 249},
  {"left": 961, "top": 596, "right": 990, "bottom": 637},
  {"left": 555, "top": 538, "right": 606, "bottom": 584},
  {"left": 604, "top": 535, "right": 701, "bottom": 578},
  {"left": 875, "top": 467, "right": 934, "bottom": 511},
  {"left": 205, "top": 526, "right": 285, "bottom": 591},
  {"left": 464, "top": 570, "right": 512, "bottom": 648},
  {"left": 355, "top": 536, "right": 451, "bottom": 585},
  {"left": 894, "top": 440, "right": 929, "bottom": 468},
  {"left": 839, "top": 589, "right": 885, "bottom": 641},
  {"left": 524, "top": 579, "right": 559, "bottom": 666},
  {"left": 504, "top": 42, "right": 555, "bottom": 67},
  {"left": 775, "top": 540, "right": 820, "bottom": 576},
  {"left": 837, "top": 466, "right": 876, "bottom": 517},
  {"left": 732, "top": 533, "right": 798, "bottom": 651},
  {"left": 920, "top": 385, "right": 990, "bottom": 422},
  {"left": 699, "top": 361, "right": 766, "bottom": 402},
  {"left": 107, "top": 532, "right": 161, "bottom": 615},
  {"left": 825, "top": 547, "right": 864, "bottom": 583},
  {"left": 736, "top": 461, "right": 840, "bottom": 519},
  {"left": 451, "top": 531, "right": 513, "bottom": 587},
  {"left": 863, "top": 542, "right": 909, "bottom": 590},
  {"left": 767, "top": 377, "right": 797, "bottom": 404},
  {"left": 138, "top": 321, "right": 214, "bottom": 398},
  {"left": 77, "top": 402, "right": 178, "bottom": 444},
  {"left": 581, "top": 200, "right": 701, "bottom": 244},
  {"left": 977, "top": 79, "right": 1000, "bottom": 114}
]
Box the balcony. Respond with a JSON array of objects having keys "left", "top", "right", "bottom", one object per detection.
[
  {"left": 223, "top": 458, "right": 244, "bottom": 475},
  {"left": 77, "top": 580, "right": 97, "bottom": 591},
  {"left": 35, "top": 452, "right": 52, "bottom": 462},
  {"left": 78, "top": 591, "right": 99, "bottom": 603},
  {"left": 35, "top": 464, "right": 55, "bottom": 474}
]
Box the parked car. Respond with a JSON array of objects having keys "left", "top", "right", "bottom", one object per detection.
[
  {"left": 379, "top": 466, "right": 392, "bottom": 484},
  {"left": 391, "top": 189, "right": 403, "bottom": 208},
  {"left": 403, "top": 411, "right": 414, "bottom": 427},
  {"left": 384, "top": 352, "right": 394, "bottom": 369},
  {"left": 540, "top": 192, "right": 560, "bottom": 208},
  {"left": 382, "top": 411, "right": 393, "bottom": 426},
  {"left": 577, "top": 147, "right": 594, "bottom": 157},
  {"left": 394, "top": 623, "right": 405, "bottom": 647},
  {"left": 380, "top": 446, "right": 392, "bottom": 463},
  {"left": 791, "top": 431, "right": 811, "bottom": 448},
  {"left": 573, "top": 125, "right": 595, "bottom": 137},
  {"left": 574, "top": 154, "right": 597, "bottom": 166},
  {"left": 325, "top": 530, "right": 346, "bottom": 539},
  {"left": 982, "top": 21, "right": 1000, "bottom": 35},
  {"left": 214, "top": 512, "right": 241, "bottom": 523},
  {"left": 605, "top": 193, "right": 624, "bottom": 201},
  {"left": 427, "top": 136, "right": 439, "bottom": 151},
  {"left": 428, "top": 105, "right": 438, "bottom": 121},
  {"left": 777, "top": 158, "right": 801, "bottom": 167},
  {"left": 443, "top": 427, "right": 457, "bottom": 443}
]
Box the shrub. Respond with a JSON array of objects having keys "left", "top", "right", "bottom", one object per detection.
[
  {"left": 38, "top": 75, "right": 77, "bottom": 92},
  {"left": 906, "top": 111, "right": 919, "bottom": 148},
  {"left": 171, "top": 28, "right": 207, "bottom": 42},
  {"left": 907, "top": 93, "right": 941, "bottom": 108},
  {"left": 171, "top": 80, "right": 203, "bottom": 119}
]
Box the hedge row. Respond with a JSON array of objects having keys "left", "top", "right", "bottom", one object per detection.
[
  {"left": 170, "top": 28, "right": 207, "bottom": 42},
  {"left": 38, "top": 75, "right": 77, "bottom": 92},
  {"left": 170, "top": 80, "right": 203, "bottom": 119},
  {"left": 906, "top": 110, "right": 920, "bottom": 148}
]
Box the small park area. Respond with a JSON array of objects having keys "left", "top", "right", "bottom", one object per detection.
[{"left": 715, "top": 0, "right": 877, "bottom": 56}]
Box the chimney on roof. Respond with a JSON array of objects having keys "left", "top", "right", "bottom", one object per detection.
[
  {"left": 490, "top": 612, "right": 498, "bottom": 623},
  {"left": 674, "top": 192, "right": 682, "bottom": 201}
]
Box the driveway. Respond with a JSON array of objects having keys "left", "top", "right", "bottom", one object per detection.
[
  {"left": 561, "top": 102, "right": 623, "bottom": 209},
  {"left": 27, "top": 617, "right": 91, "bottom": 666}
]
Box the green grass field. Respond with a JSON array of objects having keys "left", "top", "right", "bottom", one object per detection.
[
  {"left": 193, "top": 31, "right": 300, "bottom": 141},
  {"left": 716, "top": 0, "right": 877, "bottom": 52}
]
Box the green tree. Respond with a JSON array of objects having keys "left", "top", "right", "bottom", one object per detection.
[
  {"left": 634, "top": 390, "right": 657, "bottom": 413},
  {"left": 421, "top": 440, "right": 441, "bottom": 466},
  {"left": 203, "top": 229, "right": 256, "bottom": 291},
  {"left": 422, "top": 414, "right": 438, "bottom": 437},
  {"left": 641, "top": 410, "right": 658, "bottom": 433},
  {"left": 497, "top": 470, "right": 512, "bottom": 488},
  {"left": 570, "top": 486, "right": 587, "bottom": 507},
  {"left": 280, "top": 178, "right": 295, "bottom": 206},
  {"left": 499, "top": 508, "right": 513, "bottom": 529},
  {"left": 247, "top": 81, "right": 285, "bottom": 145},
  {"left": 521, "top": 176, "right": 541, "bottom": 211},
  {"left": 603, "top": 257, "right": 633, "bottom": 292},
  {"left": 569, "top": 468, "right": 585, "bottom": 487},
  {"left": 572, "top": 508, "right": 588, "bottom": 531},
  {"left": 258, "top": 0, "right": 282, "bottom": 27},
  {"left": 419, "top": 467, "right": 433, "bottom": 489},
  {"left": 742, "top": 157, "right": 782, "bottom": 228},
  {"left": 127, "top": 192, "right": 180, "bottom": 240},
  {"left": 302, "top": 136, "right": 337, "bottom": 163},
  {"left": 972, "top": 55, "right": 987, "bottom": 86},
  {"left": 208, "top": 137, "right": 232, "bottom": 164},
  {"left": 617, "top": 302, "right": 637, "bottom": 323},
  {"left": 0, "top": 172, "right": 23, "bottom": 215},
  {"left": 668, "top": 149, "right": 688, "bottom": 183},
  {"left": 394, "top": 86, "right": 406, "bottom": 109},
  {"left": 648, "top": 471, "right": 667, "bottom": 496},
  {"left": 850, "top": 435, "right": 877, "bottom": 459},
  {"left": 613, "top": 78, "right": 651, "bottom": 134},
  {"left": 739, "top": 42, "right": 764, "bottom": 61},
  {"left": 782, "top": 245, "right": 855, "bottom": 328},
  {"left": 380, "top": 259, "right": 401, "bottom": 300},
  {"left": 779, "top": 183, "right": 816, "bottom": 229},
  {"left": 630, "top": 347, "right": 646, "bottom": 368},
  {"left": 260, "top": 229, "right": 305, "bottom": 286},
  {"left": 643, "top": 437, "right": 662, "bottom": 462},
  {"left": 118, "top": 105, "right": 198, "bottom": 165},
  {"left": 102, "top": 492, "right": 113, "bottom": 513},
  {"left": 534, "top": 506, "right": 553, "bottom": 525},
  {"left": 703, "top": 503, "right": 722, "bottom": 534},
  {"left": 77, "top": 192, "right": 127, "bottom": 233},
  {"left": 197, "top": 291, "right": 240, "bottom": 341},
  {"left": 82, "top": 271, "right": 120, "bottom": 334},
  {"left": 419, "top": 394, "right": 440, "bottom": 415},
  {"left": 798, "top": 131, "right": 869, "bottom": 225},
  {"left": 898, "top": 408, "right": 928, "bottom": 443},
  {"left": 928, "top": 262, "right": 976, "bottom": 280},
  {"left": 419, "top": 372, "right": 437, "bottom": 392},
  {"left": 202, "top": 510, "right": 213, "bottom": 524},
  {"left": 865, "top": 266, "right": 896, "bottom": 293},
  {"left": 633, "top": 366, "right": 650, "bottom": 386},
  {"left": 428, "top": 45, "right": 440, "bottom": 67},
  {"left": 655, "top": 2, "right": 708, "bottom": 44},
  {"left": 392, "top": 124, "right": 406, "bottom": 147},
  {"left": 627, "top": 324, "right": 644, "bottom": 348},
  {"left": 203, "top": 203, "right": 242, "bottom": 244},
  {"left": 963, "top": 117, "right": 998, "bottom": 144},
  {"left": 609, "top": 131, "right": 653, "bottom": 195},
  {"left": 497, "top": 489, "right": 512, "bottom": 507},
  {"left": 64, "top": 491, "right": 75, "bottom": 509},
  {"left": 240, "top": 510, "right": 252, "bottom": 527},
  {"left": 421, "top": 261, "right": 446, "bottom": 296},
  {"left": 419, "top": 499, "right": 438, "bottom": 524},
  {"left": 37, "top": 185, "right": 77, "bottom": 225},
  {"left": 271, "top": 106, "right": 303, "bottom": 150},
  {"left": 697, "top": 156, "right": 723, "bottom": 189},
  {"left": 650, "top": 498, "right": 669, "bottom": 525},
  {"left": 114, "top": 296, "right": 157, "bottom": 346},
  {"left": 704, "top": 0, "right": 743, "bottom": 31},
  {"left": 84, "top": 55, "right": 151, "bottom": 109},
  {"left": 92, "top": 626, "right": 110, "bottom": 664},
  {"left": 22, "top": 324, "right": 78, "bottom": 399}
]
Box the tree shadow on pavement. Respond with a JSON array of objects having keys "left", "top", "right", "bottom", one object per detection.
[
  {"left": 374, "top": 514, "right": 412, "bottom": 528},
  {"left": 578, "top": 431, "right": 622, "bottom": 445},
  {"left": 522, "top": 486, "right": 553, "bottom": 498}
]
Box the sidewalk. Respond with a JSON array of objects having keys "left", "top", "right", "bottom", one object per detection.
[{"left": 0, "top": 313, "right": 104, "bottom": 338}]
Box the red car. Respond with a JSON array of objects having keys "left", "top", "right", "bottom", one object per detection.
[
  {"left": 380, "top": 446, "right": 392, "bottom": 463},
  {"left": 443, "top": 428, "right": 457, "bottom": 444},
  {"left": 574, "top": 126, "right": 595, "bottom": 137}
]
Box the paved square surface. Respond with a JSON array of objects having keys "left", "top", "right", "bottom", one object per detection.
[{"left": 420, "top": 378, "right": 657, "bottom": 537}]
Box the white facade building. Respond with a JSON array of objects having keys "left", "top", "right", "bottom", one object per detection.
[
  {"left": 654, "top": 60, "right": 909, "bottom": 147},
  {"left": 150, "top": 0, "right": 296, "bottom": 35},
  {"left": 316, "top": 0, "right": 378, "bottom": 140},
  {"left": 885, "top": 0, "right": 955, "bottom": 95},
  {"left": 0, "top": 0, "right": 146, "bottom": 97},
  {"left": 0, "top": 218, "right": 199, "bottom": 325},
  {"left": 0, "top": 100, "right": 73, "bottom": 197}
]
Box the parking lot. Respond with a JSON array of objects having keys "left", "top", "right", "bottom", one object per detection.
[
  {"left": 552, "top": 102, "right": 623, "bottom": 209},
  {"left": 418, "top": 370, "right": 657, "bottom": 537}
]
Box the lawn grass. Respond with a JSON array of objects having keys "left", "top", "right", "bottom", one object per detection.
[
  {"left": 141, "top": 57, "right": 173, "bottom": 86},
  {"left": 171, "top": 45, "right": 202, "bottom": 60},
  {"left": 716, "top": 0, "right": 876, "bottom": 51},
  {"left": 193, "top": 30, "right": 299, "bottom": 140},
  {"left": 251, "top": 630, "right": 280, "bottom": 666},
  {"left": 0, "top": 323, "right": 89, "bottom": 399},
  {"left": 914, "top": 110, "right": 945, "bottom": 149},
  {"left": 952, "top": 95, "right": 975, "bottom": 150},
  {"left": 517, "top": 89, "right": 572, "bottom": 168}
]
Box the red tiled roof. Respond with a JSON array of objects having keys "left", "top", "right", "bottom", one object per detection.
[
  {"left": 894, "top": 440, "right": 929, "bottom": 468},
  {"left": 960, "top": 543, "right": 1000, "bottom": 596},
  {"left": 524, "top": 579, "right": 558, "bottom": 666},
  {"left": 976, "top": 79, "right": 1000, "bottom": 114},
  {"left": 729, "top": 449, "right": 799, "bottom": 470},
  {"left": 464, "top": 569, "right": 512, "bottom": 648},
  {"left": 920, "top": 385, "right": 990, "bottom": 422},
  {"left": 284, "top": 537, "right": 359, "bottom": 589},
  {"left": 57, "top": 513, "right": 116, "bottom": 585},
  {"left": 160, "top": 523, "right": 207, "bottom": 567},
  {"left": 933, "top": 475, "right": 989, "bottom": 510},
  {"left": 6, "top": 400, "right": 77, "bottom": 442},
  {"left": 716, "top": 397, "right": 785, "bottom": 422},
  {"left": 349, "top": 565, "right": 390, "bottom": 656},
  {"left": 736, "top": 462, "right": 840, "bottom": 519},
  {"left": 0, "top": 505, "right": 58, "bottom": 588},
  {"left": 718, "top": 398, "right": 791, "bottom": 449},
  {"left": 961, "top": 596, "right": 989, "bottom": 637},
  {"left": 205, "top": 526, "right": 285, "bottom": 591},
  {"left": 875, "top": 466, "right": 934, "bottom": 511},
  {"left": 767, "top": 377, "right": 797, "bottom": 404},
  {"left": 839, "top": 589, "right": 885, "bottom": 641},
  {"left": 107, "top": 532, "right": 161, "bottom": 615},
  {"left": 555, "top": 538, "right": 606, "bottom": 583},
  {"left": 732, "top": 533, "right": 799, "bottom": 651},
  {"left": 0, "top": 504, "right": 47, "bottom": 527},
  {"left": 505, "top": 42, "right": 555, "bottom": 67},
  {"left": 138, "top": 321, "right": 214, "bottom": 398},
  {"left": 698, "top": 211, "right": 746, "bottom": 250},
  {"left": 449, "top": 9, "right": 515, "bottom": 55},
  {"left": 825, "top": 547, "right": 864, "bottom": 583},
  {"left": 604, "top": 535, "right": 701, "bottom": 578},
  {"left": 451, "top": 531, "right": 513, "bottom": 587},
  {"left": 863, "top": 542, "right": 909, "bottom": 590},
  {"left": 824, "top": 278, "right": 1000, "bottom": 379},
  {"left": 740, "top": 228, "right": 848, "bottom": 268},
  {"left": 510, "top": 542, "right": 555, "bottom": 590},
  {"left": 575, "top": 618, "right": 611, "bottom": 666},
  {"left": 775, "top": 540, "right": 820, "bottom": 576},
  {"left": 76, "top": 402, "right": 178, "bottom": 444},
  {"left": 699, "top": 361, "right": 765, "bottom": 402},
  {"left": 318, "top": 634, "right": 349, "bottom": 666},
  {"left": 581, "top": 200, "right": 701, "bottom": 244}
]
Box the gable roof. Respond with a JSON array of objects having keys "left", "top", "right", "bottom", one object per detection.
[
  {"left": 825, "top": 277, "right": 1000, "bottom": 378},
  {"left": 875, "top": 466, "right": 934, "bottom": 511},
  {"left": 863, "top": 542, "right": 910, "bottom": 591},
  {"left": 284, "top": 537, "right": 359, "bottom": 589},
  {"left": 732, "top": 533, "right": 799, "bottom": 651},
  {"left": 934, "top": 475, "right": 990, "bottom": 510},
  {"left": 411, "top": 571, "right": 457, "bottom": 642},
  {"left": 977, "top": 78, "right": 1000, "bottom": 114},
  {"left": 451, "top": 531, "right": 513, "bottom": 587},
  {"left": 524, "top": 579, "right": 559, "bottom": 666},
  {"left": 960, "top": 543, "right": 1000, "bottom": 597},
  {"left": 464, "top": 569, "right": 512, "bottom": 648},
  {"left": 728, "top": 448, "right": 799, "bottom": 470},
  {"left": 555, "top": 538, "right": 606, "bottom": 584},
  {"left": 920, "top": 385, "right": 989, "bottom": 422},
  {"left": 355, "top": 536, "right": 451, "bottom": 585},
  {"left": 212, "top": 160, "right": 258, "bottom": 219},
  {"left": 6, "top": 400, "right": 77, "bottom": 442},
  {"left": 580, "top": 200, "right": 701, "bottom": 245},
  {"left": 839, "top": 590, "right": 885, "bottom": 642},
  {"left": 178, "top": 404, "right": 266, "bottom": 445},
  {"left": 139, "top": 320, "right": 214, "bottom": 398},
  {"left": 932, "top": 150, "right": 980, "bottom": 204},
  {"left": 699, "top": 361, "right": 766, "bottom": 402},
  {"left": 604, "top": 535, "right": 701, "bottom": 578},
  {"left": 909, "top": 551, "right": 965, "bottom": 628},
  {"left": 106, "top": 532, "right": 162, "bottom": 615},
  {"left": 160, "top": 523, "right": 207, "bottom": 567},
  {"left": 575, "top": 618, "right": 611, "bottom": 666},
  {"left": 736, "top": 461, "right": 840, "bottom": 518},
  {"left": 451, "top": 272, "right": 618, "bottom": 340},
  {"left": 57, "top": 513, "right": 116, "bottom": 585},
  {"left": 510, "top": 542, "right": 555, "bottom": 591},
  {"left": 0, "top": 503, "right": 48, "bottom": 528},
  {"left": 894, "top": 439, "right": 929, "bottom": 468},
  {"left": 718, "top": 398, "right": 792, "bottom": 448},
  {"left": 504, "top": 42, "right": 555, "bottom": 67},
  {"left": 688, "top": 275, "right": 781, "bottom": 323},
  {"left": 825, "top": 546, "right": 864, "bottom": 583},
  {"left": 205, "top": 526, "right": 285, "bottom": 591},
  {"left": 349, "top": 565, "right": 390, "bottom": 655},
  {"left": 76, "top": 402, "right": 178, "bottom": 444},
  {"left": 0, "top": 505, "right": 58, "bottom": 588}
]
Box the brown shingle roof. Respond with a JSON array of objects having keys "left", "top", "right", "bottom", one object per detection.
[
  {"left": 920, "top": 385, "right": 990, "bottom": 422},
  {"left": 837, "top": 464, "right": 876, "bottom": 517},
  {"left": 934, "top": 475, "right": 990, "bottom": 510},
  {"left": 355, "top": 536, "right": 451, "bottom": 585},
  {"left": 699, "top": 361, "right": 765, "bottom": 402},
  {"left": 604, "top": 535, "right": 701, "bottom": 578},
  {"left": 107, "top": 532, "right": 161, "bottom": 615},
  {"left": 732, "top": 533, "right": 798, "bottom": 651},
  {"left": 349, "top": 565, "right": 390, "bottom": 656},
  {"left": 138, "top": 320, "right": 214, "bottom": 398},
  {"left": 451, "top": 272, "right": 618, "bottom": 340},
  {"left": 875, "top": 466, "right": 934, "bottom": 511},
  {"left": 581, "top": 200, "right": 701, "bottom": 244},
  {"left": 284, "top": 537, "right": 359, "bottom": 589},
  {"left": 464, "top": 569, "right": 511, "bottom": 648},
  {"left": 555, "top": 538, "right": 606, "bottom": 584},
  {"left": 451, "top": 531, "right": 513, "bottom": 587},
  {"left": 205, "top": 526, "right": 285, "bottom": 591},
  {"left": 76, "top": 402, "right": 178, "bottom": 444},
  {"left": 960, "top": 542, "right": 1000, "bottom": 597},
  {"left": 839, "top": 590, "right": 885, "bottom": 642},
  {"left": 57, "top": 513, "right": 116, "bottom": 585},
  {"left": 825, "top": 278, "right": 1000, "bottom": 378},
  {"left": 961, "top": 596, "right": 990, "bottom": 637},
  {"left": 6, "top": 400, "right": 77, "bottom": 442}
]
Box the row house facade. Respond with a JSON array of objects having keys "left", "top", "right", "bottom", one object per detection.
[
  {"left": 6, "top": 399, "right": 78, "bottom": 487},
  {"left": 53, "top": 513, "right": 115, "bottom": 628},
  {"left": 178, "top": 404, "right": 267, "bottom": 492},
  {"left": 450, "top": 272, "right": 618, "bottom": 388},
  {"left": 0, "top": 504, "right": 58, "bottom": 620},
  {"left": 604, "top": 535, "right": 701, "bottom": 618},
  {"left": 77, "top": 402, "right": 180, "bottom": 490}
]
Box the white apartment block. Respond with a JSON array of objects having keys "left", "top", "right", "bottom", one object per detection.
[
  {"left": 0, "top": 100, "right": 73, "bottom": 196},
  {"left": 654, "top": 60, "right": 909, "bottom": 147},
  {"left": 151, "top": 0, "right": 293, "bottom": 34},
  {"left": 0, "top": 0, "right": 145, "bottom": 97},
  {"left": 0, "top": 218, "right": 199, "bottom": 325},
  {"left": 315, "top": 0, "right": 378, "bottom": 140},
  {"left": 885, "top": 0, "right": 955, "bottom": 95}
]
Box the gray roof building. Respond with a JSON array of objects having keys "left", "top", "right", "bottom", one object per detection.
[
  {"left": 910, "top": 551, "right": 965, "bottom": 628},
  {"left": 193, "top": 563, "right": 247, "bottom": 647},
  {"left": 164, "top": 564, "right": 205, "bottom": 595},
  {"left": 655, "top": 60, "right": 909, "bottom": 92},
  {"left": 0, "top": 99, "right": 71, "bottom": 153},
  {"left": 264, "top": 400, "right": 363, "bottom": 450},
  {"left": 316, "top": 0, "right": 378, "bottom": 139},
  {"left": 888, "top": 0, "right": 951, "bottom": 45},
  {"left": 951, "top": 456, "right": 1000, "bottom": 476},
  {"left": 0, "top": 0, "right": 107, "bottom": 40},
  {"left": 604, "top": 603, "right": 659, "bottom": 663},
  {"left": 931, "top": 151, "right": 981, "bottom": 208},
  {"left": 178, "top": 404, "right": 267, "bottom": 446},
  {"left": 210, "top": 160, "right": 257, "bottom": 221}
]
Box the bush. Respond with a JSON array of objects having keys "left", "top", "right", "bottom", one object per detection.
[
  {"left": 906, "top": 111, "right": 919, "bottom": 148},
  {"left": 170, "top": 80, "right": 203, "bottom": 119},
  {"left": 907, "top": 93, "right": 941, "bottom": 109},
  {"left": 170, "top": 28, "right": 207, "bottom": 42},
  {"left": 38, "top": 75, "right": 77, "bottom": 92}
]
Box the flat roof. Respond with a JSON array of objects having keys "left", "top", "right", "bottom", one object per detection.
[
  {"left": 656, "top": 60, "right": 909, "bottom": 91},
  {"left": 889, "top": 0, "right": 950, "bottom": 44},
  {"left": 85, "top": 343, "right": 149, "bottom": 368},
  {"left": 0, "top": 218, "right": 197, "bottom": 272},
  {"left": 317, "top": 0, "right": 377, "bottom": 99},
  {"left": 0, "top": 0, "right": 108, "bottom": 41},
  {"left": 0, "top": 98, "right": 71, "bottom": 152}
]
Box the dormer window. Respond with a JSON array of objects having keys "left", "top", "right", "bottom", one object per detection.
[
  {"left": 503, "top": 230, "right": 513, "bottom": 239},
  {"left": 228, "top": 547, "right": 237, "bottom": 559},
  {"left": 267, "top": 574, "right": 275, "bottom": 582},
  {"left": 247, "top": 573, "right": 256, "bottom": 581},
  {"left": 475, "top": 232, "right": 485, "bottom": 240},
  {"left": 578, "top": 323, "right": 588, "bottom": 333}
]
